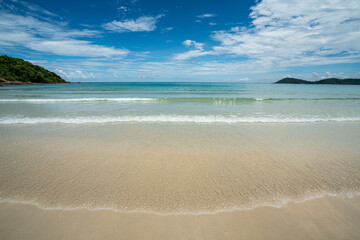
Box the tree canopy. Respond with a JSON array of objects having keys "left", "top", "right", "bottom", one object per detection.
[
  {"left": 0, "top": 55, "right": 67, "bottom": 84},
  {"left": 275, "top": 77, "right": 360, "bottom": 85}
]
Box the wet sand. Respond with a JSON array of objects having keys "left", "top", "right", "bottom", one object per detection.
[
  {"left": 0, "top": 122, "right": 359, "bottom": 238},
  {"left": 0, "top": 196, "right": 360, "bottom": 240}
]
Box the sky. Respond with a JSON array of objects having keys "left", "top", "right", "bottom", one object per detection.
[{"left": 0, "top": 0, "right": 360, "bottom": 82}]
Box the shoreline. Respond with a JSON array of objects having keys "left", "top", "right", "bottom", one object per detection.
[
  {"left": 0, "top": 81, "right": 70, "bottom": 86},
  {"left": 0, "top": 78, "right": 71, "bottom": 86},
  {"left": 1, "top": 122, "right": 359, "bottom": 216},
  {"left": 1, "top": 195, "right": 359, "bottom": 240},
  {"left": 1, "top": 191, "right": 359, "bottom": 216}
]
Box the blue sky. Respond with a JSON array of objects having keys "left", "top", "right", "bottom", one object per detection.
[{"left": 1, "top": 0, "right": 360, "bottom": 82}]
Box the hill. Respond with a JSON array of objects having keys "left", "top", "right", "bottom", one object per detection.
[
  {"left": 275, "top": 77, "right": 360, "bottom": 85},
  {"left": 274, "top": 78, "right": 310, "bottom": 84},
  {"left": 0, "top": 55, "right": 68, "bottom": 85}
]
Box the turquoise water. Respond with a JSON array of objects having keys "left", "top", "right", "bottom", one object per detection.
[{"left": 0, "top": 82, "right": 360, "bottom": 123}]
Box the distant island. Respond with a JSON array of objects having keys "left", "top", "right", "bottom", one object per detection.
[
  {"left": 0, "top": 55, "right": 68, "bottom": 85},
  {"left": 275, "top": 77, "right": 360, "bottom": 85}
]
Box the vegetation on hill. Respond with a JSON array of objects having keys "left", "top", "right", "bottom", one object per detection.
[
  {"left": 275, "top": 78, "right": 309, "bottom": 84},
  {"left": 275, "top": 77, "right": 360, "bottom": 85},
  {"left": 0, "top": 55, "right": 68, "bottom": 84}
]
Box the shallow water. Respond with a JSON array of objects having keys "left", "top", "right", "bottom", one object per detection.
[
  {"left": 0, "top": 83, "right": 360, "bottom": 123},
  {"left": 0, "top": 123, "right": 359, "bottom": 214},
  {"left": 0, "top": 83, "right": 359, "bottom": 215}
]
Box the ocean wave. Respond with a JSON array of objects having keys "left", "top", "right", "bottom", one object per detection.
[
  {"left": 0, "top": 98, "right": 154, "bottom": 102},
  {"left": 1, "top": 115, "right": 359, "bottom": 124},
  {"left": 0, "top": 97, "right": 359, "bottom": 104},
  {"left": 0, "top": 191, "right": 359, "bottom": 216}
]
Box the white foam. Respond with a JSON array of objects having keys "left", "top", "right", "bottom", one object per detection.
[
  {"left": 0, "top": 191, "right": 359, "bottom": 216},
  {"left": 0, "top": 115, "right": 359, "bottom": 124},
  {"left": 0, "top": 98, "right": 153, "bottom": 103}
]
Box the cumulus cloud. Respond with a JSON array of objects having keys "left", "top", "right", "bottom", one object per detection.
[
  {"left": 103, "top": 14, "right": 164, "bottom": 32},
  {"left": 182, "top": 40, "right": 204, "bottom": 49},
  {"left": 0, "top": 3, "right": 129, "bottom": 58},
  {"left": 173, "top": 40, "right": 212, "bottom": 60},
  {"left": 55, "top": 69, "right": 95, "bottom": 79}
]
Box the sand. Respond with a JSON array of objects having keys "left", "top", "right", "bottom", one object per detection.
[
  {"left": 0, "top": 123, "right": 360, "bottom": 239},
  {"left": 0, "top": 196, "right": 359, "bottom": 240}
]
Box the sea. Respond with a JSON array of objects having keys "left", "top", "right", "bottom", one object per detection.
[{"left": 0, "top": 82, "right": 360, "bottom": 123}]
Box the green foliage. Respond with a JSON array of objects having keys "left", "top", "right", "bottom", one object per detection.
[
  {"left": 315, "top": 78, "right": 360, "bottom": 85},
  {"left": 0, "top": 55, "right": 67, "bottom": 84},
  {"left": 275, "top": 78, "right": 309, "bottom": 84},
  {"left": 275, "top": 77, "right": 360, "bottom": 85}
]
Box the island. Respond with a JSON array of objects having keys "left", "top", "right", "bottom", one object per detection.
[
  {"left": 275, "top": 77, "right": 360, "bottom": 85},
  {"left": 0, "top": 55, "right": 68, "bottom": 85}
]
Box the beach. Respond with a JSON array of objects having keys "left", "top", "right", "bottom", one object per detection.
[
  {"left": 1, "top": 0, "right": 360, "bottom": 237},
  {"left": 1, "top": 196, "right": 360, "bottom": 240},
  {"left": 0, "top": 83, "right": 360, "bottom": 239}
]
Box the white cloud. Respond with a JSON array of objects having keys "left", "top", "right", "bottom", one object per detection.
[
  {"left": 175, "top": 0, "right": 360, "bottom": 72},
  {"left": 210, "top": 0, "right": 360, "bottom": 69},
  {"left": 0, "top": 0, "right": 57, "bottom": 19},
  {"left": 173, "top": 40, "right": 212, "bottom": 60},
  {"left": 182, "top": 40, "right": 204, "bottom": 49},
  {"left": 195, "top": 13, "right": 216, "bottom": 24},
  {"left": 0, "top": 6, "right": 129, "bottom": 58},
  {"left": 312, "top": 72, "right": 320, "bottom": 77},
  {"left": 20, "top": 1, "right": 57, "bottom": 17},
  {"left": 318, "top": 71, "right": 347, "bottom": 79},
  {"left": 103, "top": 15, "right": 164, "bottom": 33},
  {"left": 118, "top": 6, "right": 128, "bottom": 12},
  {"left": 309, "top": 71, "right": 356, "bottom": 79},
  {"left": 173, "top": 50, "right": 210, "bottom": 61},
  {"left": 197, "top": 13, "right": 216, "bottom": 19},
  {"left": 37, "top": 56, "right": 279, "bottom": 82},
  {"left": 55, "top": 69, "right": 96, "bottom": 79},
  {"left": 161, "top": 27, "right": 174, "bottom": 33},
  {"left": 28, "top": 40, "right": 128, "bottom": 57}
]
